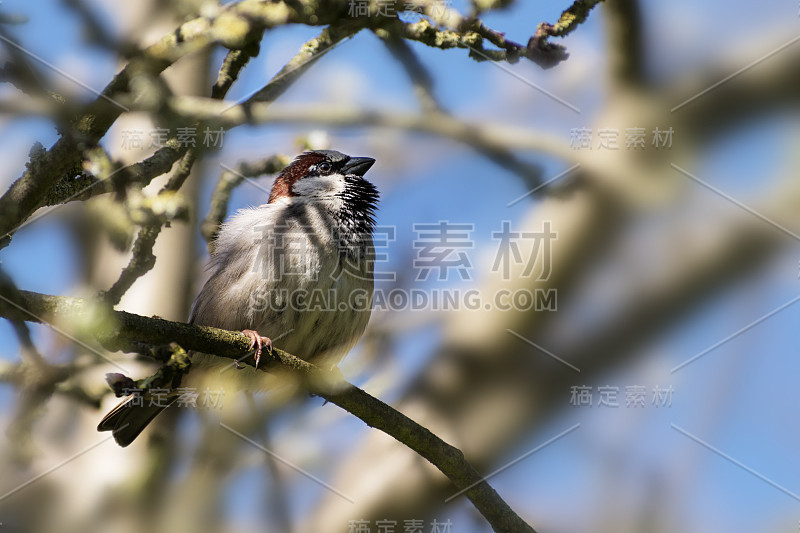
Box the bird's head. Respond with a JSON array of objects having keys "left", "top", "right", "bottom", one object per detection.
[
  {"left": 268, "top": 150, "right": 376, "bottom": 203},
  {"left": 268, "top": 150, "right": 379, "bottom": 235}
]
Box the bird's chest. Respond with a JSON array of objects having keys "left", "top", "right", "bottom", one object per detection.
[{"left": 246, "top": 223, "right": 374, "bottom": 364}]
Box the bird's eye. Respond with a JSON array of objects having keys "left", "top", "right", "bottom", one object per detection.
[{"left": 317, "top": 162, "right": 332, "bottom": 174}]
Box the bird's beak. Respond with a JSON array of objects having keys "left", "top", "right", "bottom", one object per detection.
[{"left": 341, "top": 157, "right": 375, "bottom": 177}]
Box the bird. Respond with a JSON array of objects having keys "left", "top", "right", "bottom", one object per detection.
[{"left": 98, "top": 149, "right": 379, "bottom": 446}]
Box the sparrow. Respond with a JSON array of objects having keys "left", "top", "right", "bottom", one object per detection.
[{"left": 98, "top": 150, "right": 379, "bottom": 446}]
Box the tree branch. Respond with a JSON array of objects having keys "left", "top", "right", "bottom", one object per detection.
[
  {"left": 0, "top": 0, "right": 318, "bottom": 247},
  {"left": 0, "top": 0, "right": 594, "bottom": 249},
  {"left": 0, "top": 287, "right": 537, "bottom": 533},
  {"left": 602, "top": 0, "right": 644, "bottom": 88},
  {"left": 379, "top": 32, "right": 544, "bottom": 186},
  {"left": 169, "top": 100, "right": 573, "bottom": 161}
]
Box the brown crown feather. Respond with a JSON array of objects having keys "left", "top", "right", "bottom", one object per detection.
[{"left": 267, "top": 152, "right": 327, "bottom": 203}]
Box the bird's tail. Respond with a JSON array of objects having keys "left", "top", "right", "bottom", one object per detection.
[{"left": 97, "top": 394, "right": 175, "bottom": 447}]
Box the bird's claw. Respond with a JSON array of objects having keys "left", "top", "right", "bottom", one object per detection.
[{"left": 242, "top": 329, "right": 272, "bottom": 369}]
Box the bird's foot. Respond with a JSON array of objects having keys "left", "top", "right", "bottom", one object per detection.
[{"left": 241, "top": 329, "right": 272, "bottom": 369}]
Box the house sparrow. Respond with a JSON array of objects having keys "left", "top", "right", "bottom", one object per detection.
[{"left": 98, "top": 150, "right": 378, "bottom": 446}]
